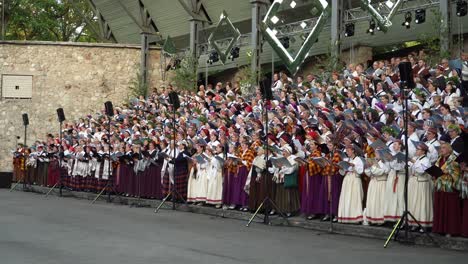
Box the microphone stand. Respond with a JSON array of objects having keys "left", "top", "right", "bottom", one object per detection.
[
  {"left": 91, "top": 120, "right": 120, "bottom": 204},
  {"left": 155, "top": 101, "right": 187, "bottom": 213},
  {"left": 246, "top": 94, "right": 288, "bottom": 227},
  {"left": 384, "top": 81, "right": 435, "bottom": 247}
]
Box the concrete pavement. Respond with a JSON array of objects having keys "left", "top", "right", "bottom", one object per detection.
[{"left": 0, "top": 190, "right": 466, "bottom": 264}]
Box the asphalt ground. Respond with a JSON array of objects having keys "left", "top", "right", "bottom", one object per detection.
[{"left": 1, "top": 190, "right": 466, "bottom": 264}]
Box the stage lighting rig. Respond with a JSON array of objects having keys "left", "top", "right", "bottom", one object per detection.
[
  {"left": 207, "top": 51, "right": 219, "bottom": 65},
  {"left": 457, "top": 0, "right": 467, "bottom": 17},
  {"left": 279, "top": 36, "right": 290, "bottom": 49},
  {"left": 344, "top": 23, "right": 355, "bottom": 37},
  {"left": 228, "top": 47, "right": 240, "bottom": 61},
  {"left": 366, "top": 19, "right": 376, "bottom": 35},
  {"left": 415, "top": 9, "right": 425, "bottom": 24},
  {"left": 402, "top": 12, "right": 412, "bottom": 29}
]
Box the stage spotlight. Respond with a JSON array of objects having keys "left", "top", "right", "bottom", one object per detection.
[
  {"left": 457, "top": 0, "right": 467, "bottom": 17},
  {"left": 207, "top": 51, "right": 219, "bottom": 65},
  {"left": 344, "top": 23, "right": 355, "bottom": 37},
  {"left": 228, "top": 46, "right": 240, "bottom": 61},
  {"left": 280, "top": 36, "right": 290, "bottom": 49},
  {"left": 402, "top": 12, "right": 412, "bottom": 29},
  {"left": 366, "top": 20, "right": 376, "bottom": 35},
  {"left": 415, "top": 9, "right": 425, "bottom": 24}
]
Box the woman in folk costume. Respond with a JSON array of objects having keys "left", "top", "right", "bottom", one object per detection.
[
  {"left": 321, "top": 140, "right": 343, "bottom": 222},
  {"left": 408, "top": 142, "right": 433, "bottom": 231},
  {"left": 223, "top": 142, "right": 240, "bottom": 209},
  {"left": 301, "top": 140, "right": 323, "bottom": 220},
  {"left": 71, "top": 145, "right": 86, "bottom": 191},
  {"left": 338, "top": 144, "right": 364, "bottom": 224},
  {"left": 187, "top": 143, "right": 209, "bottom": 204},
  {"left": 46, "top": 145, "right": 60, "bottom": 188},
  {"left": 432, "top": 142, "right": 462, "bottom": 236},
  {"left": 145, "top": 141, "right": 163, "bottom": 199},
  {"left": 245, "top": 146, "right": 267, "bottom": 211},
  {"left": 206, "top": 144, "right": 225, "bottom": 208},
  {"left": 383, "top": 139, "right": 406, "bottom": 222},
  {"left": 96, "top": 144, "right": 110, "bottom": 193},
  {"left": 364, "top": 150, "right": 389, "bottom": 225},
  {"left": 83, "top": 145, "right": 96, "bottom": 192},
  {"left": 270, "top": 144, "right": 300, "bottom": 217},
  {"left": 117, "top": 143, "right": 134, "bottom": 196}
]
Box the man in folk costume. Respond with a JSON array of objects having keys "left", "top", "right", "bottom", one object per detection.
[
  {"left": 238, "top": 141, "right": 255, "bottom": 211},
  {"left": 161, "top": 140, "right": 178, "bottom": 197},
  {"left": 301, "top": 140, "right": 323, "bottom": 220},
  {"left": 187, "top": 142, "right": 209, "bottom": 204},
  {"left": 364, "top": 150, "right": 389, "bottom": 225},
  {"left": 206, "top": 144, "right": 225, "bottom": 208},
  {"left": 408, "top": 142, "right": 433, "bottom": 231},
  {"left": 318, "top": 138, "right": 343, "bottom": 222},
  {"left": 244, "top": 146, "right": 271, "bottom": 210},
  {"left": 433, "top": 142, "right": 462, "bottom": 237},
  {"left": 36, "top": 144, "right": 49, "bottom": 187},
  {"left": 270, "top": 144, "right": 300, "bottom": 217},
  {"left": 338, "top": 144, "right": 364, "bottom": 224},
  {"left": 383, "top": 139, "right": 406, "bottom": 222},
  {"left": 172, "top": 141, "right": 190, "bottom": 201},
  {"left": 145, "top": 141, "right": 163, "bottom": 199}
]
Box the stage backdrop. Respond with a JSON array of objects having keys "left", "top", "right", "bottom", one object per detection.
[{"left": 0, "top": 41, "right": 163, "bottom": 172}]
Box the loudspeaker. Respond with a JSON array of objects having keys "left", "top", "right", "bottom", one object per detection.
[
  {"left": 56, "top": 108, "right": 66, "bottom": 123},
  {"left": 104, "top": 101, "right": 114, "bottom": 116},
  {"left": 22, "top": 113, "right": 29, "bottom": 126},
  {"left": 398, "top": 62, "right": 415, "bottom": 89},
  {"left": 260, "top": 77, "right": 273, "bottom": 100},
  {"left": 168, "top": 91, "right": 180, "bottom": 110}
]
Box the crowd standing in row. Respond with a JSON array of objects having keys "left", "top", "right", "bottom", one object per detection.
[{"left": 13, "top": 52, "right": 468, "bottom": 237}]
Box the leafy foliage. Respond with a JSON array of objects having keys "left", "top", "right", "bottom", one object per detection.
[
  {"left": 2, "top": 0, "right": 100, "bottom": 42},
  {"left": 129, "top": 70, "right": 149, "bottom": 99},
  {"left": 418, "top": 9, "right": 451, "bottom": 66},
  {"left": 171, "top": 52, "right": 198, "bottom": 91}
]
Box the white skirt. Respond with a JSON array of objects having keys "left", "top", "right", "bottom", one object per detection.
[
  {"left": 365, "top": 177, "right": 387, "bottom": 224},
  {"left": 407, "top": 175, "right": 433, "bottom": 227},
  {"left": 338, "top": 172, "right": 363, "bottom": 224},
  {"left": 206, "top": 169, "right": 223, "bottom": 205},
  {"left": 383, "top": 170, "right": 405, "bottom": 222},
  {"left": 187, "top": 167, "right": 208, "bottom": 202}
]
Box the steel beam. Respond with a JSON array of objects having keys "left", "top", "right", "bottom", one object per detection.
[
  {"left": 439, "top": 0, "right": 451, "bottom": 54},
  {"left": 141, "top": 33, "right": 150, "bottom": 90},
  {"left": 250, "top": 0, "right": 268, "bottom": 90},
  {"left": 331, "top": 0, "right": 341, "bottom": 69}
]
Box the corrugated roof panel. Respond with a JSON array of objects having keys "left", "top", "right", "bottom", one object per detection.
[{"left": 142, "top": 0, "right": 191, "bottom": 38}]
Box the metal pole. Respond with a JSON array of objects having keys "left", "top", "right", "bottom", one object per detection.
[
  {"left": 107, "top": 120, "right": 112, "bottom": 203},
  {"left": 172, "top": 105, "right": 176, "bottom": 210},
  {"left": 141, "top": 32, "right": 149, "bottom": 93},
  {"left": 330, "top": 0, "right": 341, "bottom": 69},
  {"left": 439, "top": 0, "right": 451, "bottom": 54},
  {"left": 59, "top": 121, "right": 63, "bottom": 197},
  {"left": 403, "top": 85, "right": 409, "bottom": 240}
]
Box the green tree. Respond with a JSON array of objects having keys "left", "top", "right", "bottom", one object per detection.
[{"left": 2, "top": 0, "right": 100, "bottom": 42}]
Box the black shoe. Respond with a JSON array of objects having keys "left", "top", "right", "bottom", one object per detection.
[
  {"left": 307, "top": 216, "right": 314, "bottom": 220},
  {"left": 321, "top": 215, "right": 330, "bottom": 221}
]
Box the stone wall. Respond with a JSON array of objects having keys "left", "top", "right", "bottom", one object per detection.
[{"left": 0, "top": 41, "right": 162, "bottom": 172}]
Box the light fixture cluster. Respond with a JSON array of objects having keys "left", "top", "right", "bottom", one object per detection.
[{"left": 457, "top": 0, "right": 467, "bottom": 17}]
